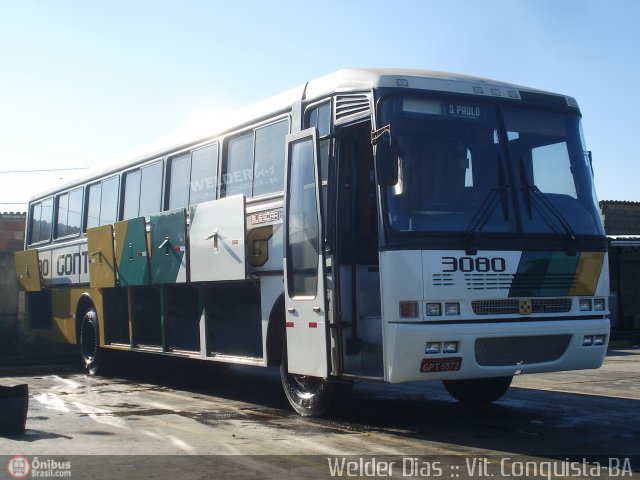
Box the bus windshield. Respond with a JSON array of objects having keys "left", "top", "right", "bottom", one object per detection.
[{"left": 379, "top": 96, "right": 604, "bottom": 239}]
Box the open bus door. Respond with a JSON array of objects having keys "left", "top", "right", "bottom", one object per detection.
[{"left": 283, "top": 129, "right": 330, "bottom": 378}]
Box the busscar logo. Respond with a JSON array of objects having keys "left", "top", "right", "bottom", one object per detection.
[{"left": 7, "top": 456, "right": 31, "bottom": 479}]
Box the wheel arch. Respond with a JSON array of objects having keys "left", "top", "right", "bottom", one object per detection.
[
  {"left": 75, "top": 293, "right": 96, "bottom": 345},
  {"left": 265, "top": 294, "right": 286, "bottom": 367}
]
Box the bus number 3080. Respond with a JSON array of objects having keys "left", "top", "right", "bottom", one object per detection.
[{"left": 442, "top": 256, "right": 506, "bottom": 273}]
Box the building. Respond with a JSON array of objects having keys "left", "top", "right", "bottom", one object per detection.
[
  {"left": 0, "top": 212, "right": 26, "bottom": 352},
  {"left": 600, "top": 200, "right": 640, "bottom": 331}
]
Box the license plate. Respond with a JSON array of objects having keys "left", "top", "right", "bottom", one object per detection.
[{"left": 420, "top": 357, "right": 462, "bottom": 373}]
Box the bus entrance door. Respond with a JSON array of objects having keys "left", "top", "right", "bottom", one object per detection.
[{"left": 283, "top": 129, "right": 330, "bottom": 378}]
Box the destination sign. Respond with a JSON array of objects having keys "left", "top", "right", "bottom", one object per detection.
[{"left": 445, "top": 103, "right": 483, "bottom": 119}]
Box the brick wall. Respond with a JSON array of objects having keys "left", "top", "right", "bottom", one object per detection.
[{"left": 0, "top": 213, "right": 26, "bottom": 253}]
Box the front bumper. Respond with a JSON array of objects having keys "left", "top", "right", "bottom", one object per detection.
[{"left": 384, "top": 318, "right": 610, "bottom": 383}]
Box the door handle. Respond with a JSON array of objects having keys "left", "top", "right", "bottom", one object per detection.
[
  {"left": 89, "top": 249, "right": 102, "bottom": 264},
  {"left": 312, "top": 306, "right": 321, "bottom": 313},
  {"left": 205, "top": 230, "right": 219, "bottom": 251},
  {"left": 158, "top": 237, "right": 171, "bottom": 256},
  {"left": 287, "top": 307, "right": 296, "bottom": 314}
]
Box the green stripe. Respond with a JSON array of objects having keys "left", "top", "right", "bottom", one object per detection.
[
  {"left": 509, "top": 251, "right": 581, "bottom": 297},
  {"left": 116, "top": 217, "right": 150, "bottom": 286},
  {"left": 150, "top": 209, "right": 187, "bottom": 284}
]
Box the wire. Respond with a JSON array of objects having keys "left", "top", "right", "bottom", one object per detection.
[{"left": 0, "top": 167, "right": 88, "bottom": 174}]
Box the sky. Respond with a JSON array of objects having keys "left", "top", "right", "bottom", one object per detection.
[{"left": 1, "top": 0, "right": 639, "bottom": 213}]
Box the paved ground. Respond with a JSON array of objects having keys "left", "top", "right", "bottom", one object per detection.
[{"left": 0, "top": 348, "right": 638, "bottom": 479}]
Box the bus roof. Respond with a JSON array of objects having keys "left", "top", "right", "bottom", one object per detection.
[{"left": 29, "top": 68, "right": 574, "bottom": 202}]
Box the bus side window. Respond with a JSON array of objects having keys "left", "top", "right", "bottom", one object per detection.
[
  {"left": 168, "top": 153, "right": 191, "bottom": 210},
  {"left": 100, "top": 176, "right": 119, "bottom": 225},
  {"left": 223, "top": 132, "right": 253, "bottom": 198},
  {"left": 86, "top": 183, "right": 101, "bottom": 230},
  {"left": 55, "top": 187, "right": 82, "bottom": 238},
  {"left": 122, "top": 161, "right": 162, "bottom": 219},
  {"left": 29, "top": 198, "right": 53, "bottom": 244},
  {"left": 138, "top": 162, "right": 162, "bottom": 217},
  {"left": 190, "top": 143, "right": 218, "bottom": 205},
  {"left": 253, "top": 119, "right": 288, "bottom": 197},
  {"left": 56, "top": 193, "right": 69, "bottom": 238},
  {"left": 123, "top": 170, "right": 141, "bottom": 220}
]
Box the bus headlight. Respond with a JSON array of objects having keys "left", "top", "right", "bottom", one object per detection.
[
  {"left": 594, "top": 335, "right": 607, "bottom": 346},
  {"left": 443, "top": 341, "right": 459, "bottom": 354},
  {"left": 425, "top": 342, "right": 441, "bottom": 354},
  {"left": 444, "top": 303, "right": 460, "bottom": 316},
  {"left": 579, "top": 299, "right": 593, "bottom": 311},
  {"left": 426, "top": 303, "right": 441, "bottom": 316},
  {"left": 594, "top": 299, "right": 606, "bottom": 311}
]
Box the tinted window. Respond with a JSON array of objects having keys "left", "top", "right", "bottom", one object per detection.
[
  {"left": 55, "top": 188, "right": 82, "bottom": 238},
  {"left": 56, "top": 193, "right": 69, "bottom": 238},
  {"left": 67, "top": 188, "right": 83, "bottom": 235},
  {"left": 39, "top": 198, "right": 53, "bottom": 242},
  {"left": 224, "top": 132, "right": 253, "bottom": 198},
  {"left": 30, "top": 203, "right": 42, "bottom": 244},
  {"left": 139, "top": 162, "right": 163, "bottom": 216},
  {"left": 86, "top": 183, "right": 101, "bottom": 229},
  {"left": 190, "top": 144, "right": 218, "bottom": 205},
  {"left": 168, "top": 154, "right": 191, "bottom": 210},
  {"left": 253, "top": 120, "right": 288, "bottom": 196},
  {"left": 123, "top": 169, "right": 141, "bottom": 220},
  {"left": 100, "top": 176, "right": 119, "bottom": 225}
]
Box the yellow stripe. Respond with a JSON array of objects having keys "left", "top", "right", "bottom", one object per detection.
[{"left": 568, "top": 252, "right": 604, "bottom": 296}]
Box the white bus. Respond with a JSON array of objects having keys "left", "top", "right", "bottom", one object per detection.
[{"left": 15, "top": 69, "right": 610, "bottom": 416}]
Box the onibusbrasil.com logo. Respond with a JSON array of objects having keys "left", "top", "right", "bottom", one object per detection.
[{"left": 7, "top": 456, "right": 71, "bottom": 478}]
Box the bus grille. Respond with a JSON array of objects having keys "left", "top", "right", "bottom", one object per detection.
[
  {"left": 471, "top": 298, "right": 572, "bottom": 315},
  {"left": 475, "top": 335, "right": 572, "bottom": 366},
  {"left": 335, "top": 95, "right": 370, "bottom": 123}
]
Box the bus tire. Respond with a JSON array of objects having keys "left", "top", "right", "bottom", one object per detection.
[
  {"left": 442, "top": 376, "right": 512, "bottom": 404},
  {"left": 280, "top": 339, "right": 335, "bottom": 417},
  {"left": 79, "top": 308, "right": 101, "bottom": 375}
]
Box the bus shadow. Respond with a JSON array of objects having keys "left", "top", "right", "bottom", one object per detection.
[{"left": 95, "top": 350, "right": 639, "bottom": 460}]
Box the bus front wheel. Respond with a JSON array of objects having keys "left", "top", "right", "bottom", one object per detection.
[
  {"left": 79, "top": 308, "right": 101, "bottom": 375},
  {"left": 280, "top": 340, "right": 335, "bottom": 417},
  {"left": 442, "top": 376, "right": 513, "bottom": 404}
]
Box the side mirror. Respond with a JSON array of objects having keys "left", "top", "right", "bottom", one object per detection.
[{"left": 374, "top": 141, "right": 398, "bottom": 186}]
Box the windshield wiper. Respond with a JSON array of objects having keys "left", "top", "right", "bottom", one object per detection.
[
  {"left": 519, "top": 157, "right": 578, "bottom": 254},
  {"left": 463, "top": 155, "right": 509, "bottom": 255}
]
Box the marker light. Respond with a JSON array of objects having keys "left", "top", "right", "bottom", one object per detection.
[
  {"left": 594, "top": 335, "right": 607, "bottom": 346},
  {"left": 582, "top": 335, "right": 594, "bottom": 347},
  {"left": 594, "top": 299, "right": 606, "bottom": 311},
  {"left": 579, "top": 299, "right": 593, "bottom": 311},
  {"left": 400, "top": 301, "right": 418, "bottom": 318},
  {"left": 444, "top": 303, "right": 460, "bottom": 316},
  {"left": 426, "top": 303, "right": 441, "bottom": 316},
  {"left": 426, "top": 342, "right": 441, "bottom": 354},
  {"left": 443, "top": 342, "right": 459, "bottom": 354}
]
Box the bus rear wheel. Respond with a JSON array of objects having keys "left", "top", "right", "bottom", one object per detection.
[
  {"left": 442, "top": 376, "right": 513, "bottom": 404},
  {"left": 279, "top": 340, "right": 335, "bottom": 416},
  {"left": 79, "top": 308, "right": 101, "bottom": 375}
]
